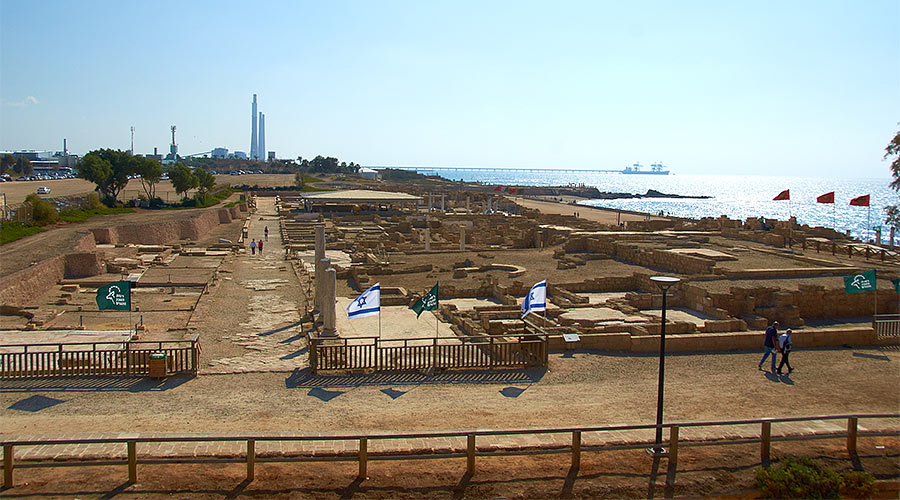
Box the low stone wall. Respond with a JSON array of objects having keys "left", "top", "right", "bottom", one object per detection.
[
  {"left": 0, "top": 255, "right": 66, "bottom": 306},
  {"left": 64, "top": 252, "right": 104, "bottom": 278},
  {"left": 547, "top": 327, "right": 884, "bottom": 353},
  {"left": 92, "top": 210, "right": 229, "bottom": 245}
]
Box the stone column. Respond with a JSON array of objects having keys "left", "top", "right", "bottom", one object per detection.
[
  {"left": 429, "top": 192, "right": 434, "bottom": 211},
  {"left": 534, "top": 229, "right": 542, "bottom": 249},
  {"left": 459, "top": 226, "right": 466, "bottom": 251},
  {"left": 876, "top": 227, "right": 882, "bottom": 245},
  {"left": 424, "top": 228, "right": 431, "bottom": 251},
  {"left": 441, "top": 193, "right": 445, "bottom": 213},
  {"left": 313, "top": 225, "right": 325, "bottom": 313},
  {"left": 322, "top": 267, "right": 337, "bottom": 335},
  {"left": 891, "top": 227, "right": 895, "bottom": 249},
  {"left": 415, "top": 199, "right": 420, "bottom": 212},
  {"left": 466, "top": 196, "right": 470, "bottom": 214}
]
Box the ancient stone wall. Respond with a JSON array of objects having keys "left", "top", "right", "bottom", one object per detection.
[
  {"left": 0, "top": 255, "right": 66, "bottom": 306},
  {"left": 63, "top": 252, "right": 104, "bottom": 278}
]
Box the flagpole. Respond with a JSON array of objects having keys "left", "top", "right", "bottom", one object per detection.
[{"left": 874, "top": 268, "right": 878, "bottom": 321}]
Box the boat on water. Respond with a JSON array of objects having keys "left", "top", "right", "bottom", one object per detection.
[{"left": 622, "top": 162, "right": 670, "bottom": 175}]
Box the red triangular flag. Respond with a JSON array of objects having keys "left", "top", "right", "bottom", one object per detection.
[
  {"left": 849, "top": 194, "right": 870, "bottom": 207},
  {"left": 816, "top": 192, "right": 834, "bottom": 204},
  {"left": 494, "top": 186, "right": 502, "bottom": 192},
  {"left": 773, "top": 189, "right": 790, "bottom": 201}
]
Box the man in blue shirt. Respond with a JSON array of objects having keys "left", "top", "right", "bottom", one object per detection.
[{"left": 758, "top": 321, "right": 779, "bottom": 372}]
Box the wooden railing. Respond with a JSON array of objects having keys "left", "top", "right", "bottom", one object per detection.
[
  {"left": 2, "top": 413, "right": 896, "bottom": 489},
  {"left": 800, "top": 238, "right": 899, "bottom": 262},
  {"left": 309, "top": 334, "right": 548, "bottom": 373},
  {"left": 875, "top": 314, "right": 900, "bottom": 338},
  {"left": 0, "top": 335, "right": 200, "bottom": 379}
]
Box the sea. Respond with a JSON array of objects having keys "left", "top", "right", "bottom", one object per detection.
[{"left": 392, "top": 168, "right": 899, "bottom": 242}]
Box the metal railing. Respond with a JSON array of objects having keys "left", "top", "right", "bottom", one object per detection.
[
  {"left": 2, "top": 413, "right": 896, "bottom": 488},
  {"left": 0, "top": 335, "right": 200, "bottom": 379},
  {"left": 874, "top": 314, "right": 900, "bottom": 338}
]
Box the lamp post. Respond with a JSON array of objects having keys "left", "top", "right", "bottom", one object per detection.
[{"left": 649, "top": 276, "right": 680, "bottom": 456}]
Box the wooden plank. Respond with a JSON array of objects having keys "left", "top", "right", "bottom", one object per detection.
[
  {"left": 3, "top": 444, "right": 12, "bottom": 488},
  {"left": 358, "top": 438, "right": 368, "bottom": 478},
  {"left": 127, "top": 441, "right": 137, "bottom": 483},
  {"left": 246, "top": 440, "right": 255, "bottom": 481},
  {"left": 760, "top": 422, "right": 771, "bottom": 466},
  {"left": 847, "top": 417, "right": 858, "bottom": 453}
]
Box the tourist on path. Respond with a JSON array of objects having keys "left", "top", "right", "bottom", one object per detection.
[
  {"left": 258, "top": 239, "right": 263, "bottom": 254},
  {"left": 250, "top": 239, "right": 257, "bottom": 255},
  {"left": 777, "top": 329, "right": 794, "bottom": 375},
  {"left": 265, "top": 226, "right": 269, "bottom": 241},
  {"left": 759, "top": 320, "right": 779, "bottom": 372}
]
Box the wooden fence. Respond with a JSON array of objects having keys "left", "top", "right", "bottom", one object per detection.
[
  {"left": 800, "top": 238, "right": 898, "bottom": 262},
  {"left": 0, "top": 335, "right": 200, "bottom": 379},
  {"left": 2, "top": 413, "right": 896, "bottom": 489},
  {"left": 310, "top": 334, "right": 548, "bottom": 373},
  {"left": 875, "top": 314, "right": 900, "bottom": 338}
]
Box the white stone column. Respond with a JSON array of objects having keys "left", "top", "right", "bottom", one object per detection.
[
  {"left": 322, "top": 267, "right": 337, "bottom": 336},
  {"left": 441, "top": 193, "right": 445, "bottom": 212},
  {"left": 424, "top": 228, "right": 431, "bottom": 251},
  {"left": 466, "top": 196, "right": 470, "bottom": 214},
  {"left": 313, "top": 225, "right": 325, "bottom": 313},
  {"left": 535, "top": 229, "right": 542, "bottom": 249},
  {"left": 429, "top": 192, "right": 434, "bottom": 211},
  {"left": 876, "top": 227, "right": 882, "bottom": 245},
  {"left": 460, "top": 226, "right": 466, "bottom": 251}
]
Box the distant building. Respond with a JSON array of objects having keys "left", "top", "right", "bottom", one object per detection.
[
  {"left": 359, "top": 168, "right": 380, "bottom": 181},
  {"left": 267, "top": 151, "right": 275, "bottom": 162},
  {"left": 212, "top": 147, "right": 229, "bottom": 159},
  {"left": 232, "top": 151, "right": 248, "bottom": 160}
]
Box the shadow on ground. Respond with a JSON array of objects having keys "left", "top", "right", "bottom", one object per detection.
[
  {"left": 285, "top": 367, "right": 545, "bottom": 389},
  {"left": 0, "top": 374, "right": 194, "bottom": 393}
]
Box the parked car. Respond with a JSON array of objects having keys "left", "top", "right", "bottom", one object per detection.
[{"left": 36, "top": 186, "right": 51, "bottom": 194}]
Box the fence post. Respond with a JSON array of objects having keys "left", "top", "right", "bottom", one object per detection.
[
  {"left": 127, "top": 441, "right": 137, "bottom": 483},
  {"left": 847, "top": 417, "right": 858, "bottom": 453},
  {"left": 571, "top": 431, "right": 581, "bottom": 470},
  {"left": 760, "top": 422, "right": 771, "bottom": 466},
  {"left": 668, "top": 426, "right": 679, "bottom": 486},
  {"left": 489, "top": 338, "right": 495, "bottom": 369},
  {"left": 433, "top": 337, "right": 438, "bottom": 371},
  {"left": 126, "top": 343, "right": 132, "bottom": 377},
  {"left": 358, "top": 438, "right": 368, "bottom": 478},
  {"left": 3, "top": 444, "right": 13, "bottom": 488},
  {"left": 467, "top": 434, "right": 476, "bottom": 475},
  {"left": 247, "top": 440, "right": 255, "bottom": 481}
]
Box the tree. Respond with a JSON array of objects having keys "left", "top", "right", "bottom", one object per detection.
[
  {"left": 77, "top": 149, "right": 133, "bottom": 205},
  {"left": 195, "top": 168, "right": 216, "bottom": 197},
  {"left": 167, "top": 163, "right": 198, "bottom": 199},
  {"left": 884, "top": 129, "right": 900, "bottom": 230},
  {"left": 0, "top": 154, "right": 14, "bottom": 174},
  {"left": 133, "top": 156, "right": 164, "bottom": 200},
  {"left": 14, "top": 155, "right": 32, "bottom": 175}
]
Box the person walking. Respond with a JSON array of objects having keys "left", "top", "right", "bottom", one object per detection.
[
  {"left": 250, "top": 239, "right": 257, "bottom": 255},
  {"left": 264, "top": 226, "right": 269, "bottom": 241},
  {"left": 758, "top": 320, "right": 779, "bottom": 372},
  {"left": 258, "top": 239, "right": 263, "bottom": 255},
  {"left": 777, "top": 329, "right": 793, "bottom": 375}
]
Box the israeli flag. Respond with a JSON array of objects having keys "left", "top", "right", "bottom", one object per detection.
[
  {"left": 347, "top": 282, "right": 381, "bottom": 319},
  {"left": 521, "top": 280, "right": 547, "bottom": 318}
]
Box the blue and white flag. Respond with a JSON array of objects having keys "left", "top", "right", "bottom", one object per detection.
[
  {"left": 348, "top": 282, "right": 381, "bottom": 319},
  {"left": 521, "top": 280, "right": 547, "bottom": 318}
]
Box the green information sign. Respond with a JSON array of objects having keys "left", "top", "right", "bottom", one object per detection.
[
  {"left": 843, "top": 270, "right": 876, "bottom": 294},
  {"left": 96, "top": 281, "right": 132, "bottom": 311}
]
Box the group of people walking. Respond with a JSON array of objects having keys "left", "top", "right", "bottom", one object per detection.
[
  {"left": 759, "top": 320, "right": 794, "bottom": 375},
  {"left": 249, "top": 226, "right": 270, "bottom": 256}
]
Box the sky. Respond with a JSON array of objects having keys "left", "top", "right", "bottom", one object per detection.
[{"left": 1, "top": 0, "right": 898, "bottom": 178}]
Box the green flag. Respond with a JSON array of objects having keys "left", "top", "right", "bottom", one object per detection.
[
  {"left": 410, "top": 283, "right": 439, "bottom": 318},
  {"left": 893, "top": 278, "right": 900, "bottom": 294},
  {"left": 96, "top": 281, "right": 131, "bottom": 310},
  {"left": 844, "top": 270, "right": 876, "bottom": 294}
]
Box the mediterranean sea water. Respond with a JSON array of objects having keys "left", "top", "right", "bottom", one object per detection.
[{"left": 393, "top": 168, "right": 898, "bottom": 242}]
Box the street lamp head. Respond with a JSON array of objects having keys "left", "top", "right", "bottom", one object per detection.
[{"left": 650, "top": 276, "right": 680, "bottom": 291}]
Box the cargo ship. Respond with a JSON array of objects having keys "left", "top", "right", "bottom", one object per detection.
[{"left": 622, "top": 162, "right": 670, "bottom": 175}]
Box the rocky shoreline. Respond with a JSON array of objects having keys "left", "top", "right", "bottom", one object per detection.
[{"left": 498, "top": 185, "right": 711, "bottom": 200}]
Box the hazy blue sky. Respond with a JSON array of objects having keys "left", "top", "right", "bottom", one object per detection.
[{"left": 1, "top": 0, "right": 898, "bottom": 177}]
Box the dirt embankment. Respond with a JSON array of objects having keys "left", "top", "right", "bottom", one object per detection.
[{"left": 0, "top": 201, "right": 247, "bottom": 307}]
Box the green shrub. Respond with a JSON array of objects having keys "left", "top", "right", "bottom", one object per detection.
[
  {"left": 841, "top": 470, "right": 876, "bottom": 498},
  {"left": 0, "top": 221, "right": 45, "bottom": 245},
  {"left": 84, "top": 192, "right": 104, "bottom": 210},
  {"left": 756, "top": 457, "right": 842, "bottom": 499},
  {"left": 25, "top": 194, "right": 58, "bottom": 226}
]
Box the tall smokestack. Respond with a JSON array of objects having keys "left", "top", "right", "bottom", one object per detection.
[
  {"left": 250, "top": 94, "right": 258, "bottom": 160},
  {"left": 63, "top": 138, "right": 67, "bottom": 155},
  {"left": 258, "top": 112, "right": 266, "bottom": 163}
]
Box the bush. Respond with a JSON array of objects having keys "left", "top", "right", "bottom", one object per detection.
[
  {"left": 84, "top": 192, "right": 104, "bottom": 210},
  {"left": 25, "top": 194, "right": 58, "bottom": 226},
  {"left": 841, "top": 470, "right": 876, "bottom": 498},
  {"left": 756, "top": 457, "right": 842, "bottom": 499}
]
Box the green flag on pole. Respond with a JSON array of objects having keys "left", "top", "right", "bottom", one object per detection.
[
  {"left": 410, "top": 283, "right": 439, "bottom": 318},
  {"left": 843, "top": 270, "right": 876, "bottom": 294},
  {"left": 892, "top": 278, "right": 900, "bottom": 294},
  {"left": 96, "top": 281, "right": 132, "bottom": 310}
]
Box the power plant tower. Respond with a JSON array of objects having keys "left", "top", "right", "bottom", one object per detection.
[
  {"left": 130, "top": 126, "right": 134, "bottom": 154},
  {"left": 250, "top": 94, "right": 258, "bottom": 160},
  {"left": 258, "top": 112, "right": 266, "bottom": 163},
  {"left": 170, "top": 125, "right": 177, "bottom": 157}
]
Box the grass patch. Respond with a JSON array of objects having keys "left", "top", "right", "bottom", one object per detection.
[
  {"left": 59, "top": 206, "right": 134, "bottom": 223},
  {"left": 0, "top": 222, "right": 46, "bottom": 245}
]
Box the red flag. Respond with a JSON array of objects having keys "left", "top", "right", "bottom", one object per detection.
[
  {"left": 773, "top": 189, "right": 790, "bottom": 201},
  {"left": 849, "top": 194, "right": 870, "bottom": 207},
  {"left": 816, "top": 192, "right": 834, "bottom": 204},
  {"left": 493, "top": 186, "right": 502, "bottom": 192},
  {"left": 509, "top": 187, "right": 517, "bottom": 194}
]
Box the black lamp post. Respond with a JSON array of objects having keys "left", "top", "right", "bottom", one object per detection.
[{"left": 648, "top": 276, "right": 680, "bottom": 456}]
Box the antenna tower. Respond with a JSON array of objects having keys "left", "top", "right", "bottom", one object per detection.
[{"left": 130, "top": 126, "right": 135, "bottom": 154}]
